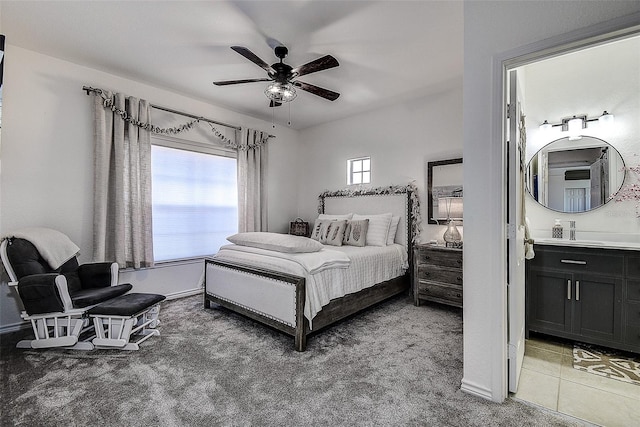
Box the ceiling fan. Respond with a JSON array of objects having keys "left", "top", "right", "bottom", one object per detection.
[{"left": 213, "top": 46, "right": 340, "bottom": 107}]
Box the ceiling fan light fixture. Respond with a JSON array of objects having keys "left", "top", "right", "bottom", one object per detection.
[{"left": 265, "top": 82, "right": 297, "bottom": 103}]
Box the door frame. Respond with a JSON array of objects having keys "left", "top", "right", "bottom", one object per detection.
[{"left": 493, "top": 15, "right": 640, "bottom": 401}]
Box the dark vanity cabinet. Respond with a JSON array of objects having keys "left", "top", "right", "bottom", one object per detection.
[{"left": 527, "top": 244, "right": 639, "bottom": 354}]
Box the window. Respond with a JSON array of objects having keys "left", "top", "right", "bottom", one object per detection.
[
  {"left": 347, "top": 157, "right": 371, "bottom": 185},
  {"left": 151, "top": 138, "right": 237, "bottom": 262}
]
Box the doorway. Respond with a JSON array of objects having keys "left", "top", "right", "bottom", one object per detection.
[{"left": 504, "top": 26, "right": 640, "bottom": 425}]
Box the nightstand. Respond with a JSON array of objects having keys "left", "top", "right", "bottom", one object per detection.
[{"left": 413, "top": 244, "right": 463, "bottom": 308}]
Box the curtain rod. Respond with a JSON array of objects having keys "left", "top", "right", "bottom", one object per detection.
[{"left": 83, "top": 86, "right": 276, "bottom": 138}]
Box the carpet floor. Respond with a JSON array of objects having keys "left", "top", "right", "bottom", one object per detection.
[{"left": 1, "top": 294, "right": 585, "bottom": 426}]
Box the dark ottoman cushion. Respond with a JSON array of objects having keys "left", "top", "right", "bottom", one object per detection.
[{"left": 88, "top": 293, "right": 166, "bottom": 316}]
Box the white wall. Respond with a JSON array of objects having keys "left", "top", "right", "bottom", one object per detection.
[
  {"left": 463, "top": 1, "right": 640, "bottom": 402},
  {"left": 297, "top": 80, "right": 463, "bottom": 244},
  {"left": 0, "top": 45, "right": 300, "bottom": 331},
  {"left": 522, "top": 36, "right": 640, "bottom": 242}
]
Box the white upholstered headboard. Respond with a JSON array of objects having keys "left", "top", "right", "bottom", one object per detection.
[{"left": 319, "top": 187, "right": 417, "bottom": 252}]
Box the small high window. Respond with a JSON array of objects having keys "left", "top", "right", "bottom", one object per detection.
[{"left": 347, "top": 157, "right": 371, "bottom": 185}]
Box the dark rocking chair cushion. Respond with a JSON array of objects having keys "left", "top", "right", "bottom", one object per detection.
[
  {"left": 77, "top": 263, "right": 116, "bottom": 289},
  {"left": 70, "top": 283, "right": 133, "bottom": 309},
  {"left": 18, "top": 274, "right": 65, "bottom": 315},
  {"left": 87, "top": 293, "right": 166, "bottom": 316}
]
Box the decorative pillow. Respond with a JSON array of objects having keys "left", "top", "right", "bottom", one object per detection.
[
  {"left": 227, "top": 232, "right": 323, "bottom": 253},
  {"left": 344, "top": 219, "right": 369, "bottom": 247},
  {"left": 310, "top": 219, "right": 347, "bottom": 246},
  {"left": 317, "top": 213, "right": 353, "bottom": 220},
  {"left": 352, "top": 213, "right": 393, "bottom": 246},
  {"left": 386, "top": 216, "right": 401, "bottom": 245}
]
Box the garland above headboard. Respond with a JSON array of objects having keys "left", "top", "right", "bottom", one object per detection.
[{"left": 318, "top": 182, "right": 422, "bottom": 244}]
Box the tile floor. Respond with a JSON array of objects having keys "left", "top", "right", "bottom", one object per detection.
[{"left": 512, "top": 336, "right": 640, "bottom": 427}]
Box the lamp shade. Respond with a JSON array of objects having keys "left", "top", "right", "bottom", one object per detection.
[
  {"left": 567, "top": 117, "right": 583, "bottom": 140},
  {"left": 437, "top": 197, "right": 463, "bottom": 220},
  {"left": 599, "top": 111, "right": 614, "bottom": 127},
  {"left": 539, "top": 120, "right": 552, "bottom": 132}
]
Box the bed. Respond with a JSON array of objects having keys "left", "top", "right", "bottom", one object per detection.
[{"left": 204, "top": 184, "right": 420, "bottom": 351}]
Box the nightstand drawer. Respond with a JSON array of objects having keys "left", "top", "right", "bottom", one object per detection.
[
  {"left": 417, "top": 266, "right": 462, "bottom": 286},
  {"left": 416, "top": 247, "right": 462, "bottom": 269},
  {"left": 417, "top": 281, "right": 463, "bottom": 306}
]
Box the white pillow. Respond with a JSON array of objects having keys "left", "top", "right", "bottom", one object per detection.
[
  {"left": 352, "top": 213, "right": 393, "bottom": 246},
  {"left": 318, "top": 213, "right": 353, "bottom": 220},
  {"left": 386, "top": 216, "right": 401, "bottom": 245},
  {"left": 227, "top": 232, "right": 323, "bottom": 253}
]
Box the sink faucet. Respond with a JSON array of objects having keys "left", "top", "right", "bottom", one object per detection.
[{"left": 569, "top": 220, "right": 576, "bottom": 241}]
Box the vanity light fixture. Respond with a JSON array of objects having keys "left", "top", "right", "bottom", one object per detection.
[{"left": 539, "top": 111, "right": 614, "bottom": 137}]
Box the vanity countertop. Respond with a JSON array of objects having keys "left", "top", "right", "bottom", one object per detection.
[{"left": 533, "top": 238, "right": 640, "bottom": 251}]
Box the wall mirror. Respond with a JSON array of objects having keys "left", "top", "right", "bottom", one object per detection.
[
  {"left": 427, "top": 158, "right": 463, "bottom": 224},
  {"left": 526, "top": 136, "right": 626, "bottom": 213}
]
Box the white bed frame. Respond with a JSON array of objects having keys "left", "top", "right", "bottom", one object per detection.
[{"left": 204, "top": 187, "right": 417, "bottom": 351}]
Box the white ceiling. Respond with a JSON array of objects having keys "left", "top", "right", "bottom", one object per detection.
[{"left": 0, "top": 0, "right": 463, "bottom": 130}]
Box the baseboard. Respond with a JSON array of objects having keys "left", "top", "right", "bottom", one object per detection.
[
  {"left": 460, "top": 378, "right": 496, "bottom": 401},
  {"left": 164, "top": 288, "right": 203, "bottom": 300},
  {"left": 0, "top": 321, "right": 30, "bottom": 335}
]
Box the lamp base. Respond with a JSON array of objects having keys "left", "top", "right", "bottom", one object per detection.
[{"left": 443, "top": 220, "right": 462, "bottom": 249}]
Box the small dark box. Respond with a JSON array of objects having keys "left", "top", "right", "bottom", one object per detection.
[{"left": 289, "top": 218, "right": 310, "bottom": 237}]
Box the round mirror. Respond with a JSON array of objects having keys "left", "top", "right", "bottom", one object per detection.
[{"left": 526, "top": 136, "right": 626, "bottom": 213}]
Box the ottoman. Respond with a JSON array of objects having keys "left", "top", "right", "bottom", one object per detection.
[{"left": 87, "top": 293, "right": 166, "bottom": 350}]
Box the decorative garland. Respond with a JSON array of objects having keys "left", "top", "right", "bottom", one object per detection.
[
  {"left": 317, "top": 182, "right": 423, "bottom": 243},
  {"left": 89, "top": 88, "right": 235, "bottom": 146},
  {"left": 231, "top": 127, "right": 271, "bottom": 151}
]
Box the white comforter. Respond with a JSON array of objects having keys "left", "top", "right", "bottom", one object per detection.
[{"left": 212, "top": 243, "right": 408, "bottom": 327}]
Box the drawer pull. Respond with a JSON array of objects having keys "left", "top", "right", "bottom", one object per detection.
[
  {"left": 456, "top": 276, "right": 462, "bottom": 282},
  {"left": 567, "top": 280, "right": 571, "bottom": 300},
  {"left": 561, "top": 259, "right": 587, "bottom": 265}
]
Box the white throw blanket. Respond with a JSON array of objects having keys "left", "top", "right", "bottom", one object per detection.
[
  {"left": 5, "top": 227, "right": 80, "bottom": 269},
  {"left": 216, "top": 244, "right": 350, "bottom": 274}
]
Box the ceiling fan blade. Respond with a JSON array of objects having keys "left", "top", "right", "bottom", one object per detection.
[
  {"left": 213, "top": 78, "right": 271, "bottom": 86},
  {"left": 269, "top": 100, "right": 282, "bottom": 108},
  {"left": 230, "top": 46, "right": 273, "bottom": 74},
  {"left": 292, "top": 81, "right": 340, "bottom": 101},
  {"left": 291, "top": 55, "right": 339, "bottom": 77}
]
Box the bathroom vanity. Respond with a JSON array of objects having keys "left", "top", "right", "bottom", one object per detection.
[{"left": 526, "top": 241, "right": 640, "bottom": 354}]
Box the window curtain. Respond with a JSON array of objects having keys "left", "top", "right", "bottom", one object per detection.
[
  {"left": 237, "top": 128, "right": 269, "bottom": 232},
  {"left": 93, "top": 91, "right": 154, "bottom": 268}
]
